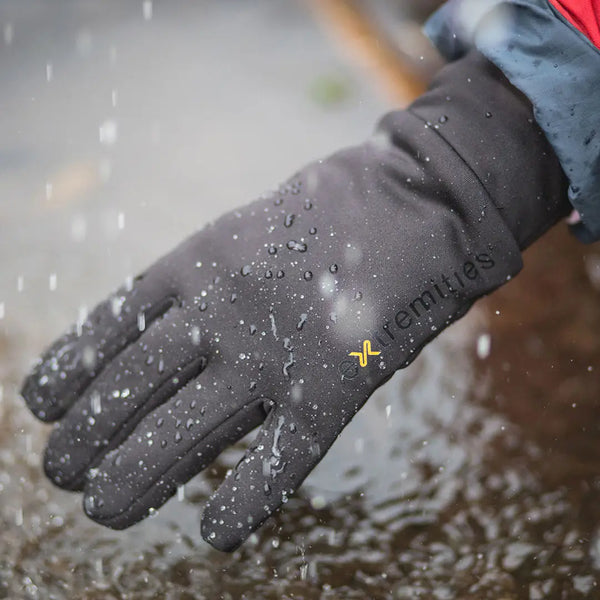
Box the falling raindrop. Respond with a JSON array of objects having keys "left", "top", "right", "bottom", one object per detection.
[
  {"left": 143, "top": 0, "right": 153, "bottom": 20},
  {"left": 309, "top": 227, "right": 317, "bottom": 235},
  {"left": 111, "top": 295, "right": 124, "bottom": 317},
  {"left": 191, "top": 326, "right": 201, "bottom": 345},
  {"left": 276, "top": 270, "right": 285, "bottom": 279},
  {"left": 81, "top": 346, "right": 96, "bottom": 371},
  {"left": 304, "top": 199, "right": 312, "bottom": 210},
  {"left": 3, "top": 23, "right": 14, "bottom": 46},
  {"left": 262, "top": 458, "right": 271, "bottom": 478},
  {"left": 199, "top": 302, "right": 208, "bottom": 312},
  {"left": 265, "top": 270, "right": 273, "bottom": 279},
  {"left": 284, "top": 214, "right": 295, "bottom": 228},
  {"left": 240, "top": 265, "right": 252, "bottom": 277},
  {"left": 99, "top": 119, "right": 118, "bottom": 146},
  {"left": 477, "top": 333, "right": 491, "bottom": 359},
  {"left": 230, "top": 293, "right": 237, "bottom": 303},
  {"left": 91, "top": 392, "right": 102, "bottom": 415},
  {"left": 249, "top": 325, "right": 257, "bottom": 335},
  {"left": 329, "top": 264, "right": 338, "bottom": 273},
  {"left": 310, "top": 496, "right": 326, "bottom": 510},
  {"left": 268, "top": 245, "right": 277, "bottom": 255},
  {"left": 303, "top": 271, "right": 313, "bottom": 281}
]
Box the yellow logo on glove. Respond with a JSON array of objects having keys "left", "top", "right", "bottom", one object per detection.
[{"left": 348, "top": 340, "right": 380, "bottom": 368}]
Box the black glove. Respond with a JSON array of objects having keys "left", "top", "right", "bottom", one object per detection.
[{"left": 21, "top": 51, "right": 569, "bottom": 552}]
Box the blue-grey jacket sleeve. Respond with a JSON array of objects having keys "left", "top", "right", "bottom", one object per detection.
[{"left": 425, "top": 0, "right": 600, "bottom": 242}]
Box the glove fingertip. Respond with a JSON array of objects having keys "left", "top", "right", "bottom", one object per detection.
[
  {"left": 201, "top": 506, "right": 248, "bottom": 553},
  {"left": 82, "top": 476, "right": 131, "bottom": 530},
  {"left": 43, "top": 442, "right": 86, "bottom": 492},
  {"left": 20, "top": 374, "right": 62, "bottom": 422}
]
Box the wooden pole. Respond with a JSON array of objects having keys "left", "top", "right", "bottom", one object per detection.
[{"left": 307, "top": 0, "right": 427, "bottom": 105}]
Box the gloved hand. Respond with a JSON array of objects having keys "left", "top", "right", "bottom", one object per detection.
[{"left": 21, "top": 51, "right": 569, "bottom": 552}]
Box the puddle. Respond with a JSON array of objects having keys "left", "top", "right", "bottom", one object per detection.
[{"left": 2, "top": 228, "right": 599, "bottom": 599}]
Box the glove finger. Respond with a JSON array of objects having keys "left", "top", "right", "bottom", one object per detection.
[
  {"left": 43, "top": 307, "right": 211, "bottom": 491},
  {"left": 82, "top": 359, "right": 265, "bottom": 530},
  {"left": 201, "top": 404, "right": 332, "bottom": 552},
  {"left": 21, "top": 271, "right": 179, "bottom": 422}
]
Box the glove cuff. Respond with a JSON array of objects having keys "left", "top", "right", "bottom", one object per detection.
[{"left": 406, "top": 50, "right": 570, "bottom": 250}]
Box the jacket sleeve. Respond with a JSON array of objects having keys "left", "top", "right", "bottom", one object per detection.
[{"left": 424, "top": 0, "right": 600, "bottom": 242}]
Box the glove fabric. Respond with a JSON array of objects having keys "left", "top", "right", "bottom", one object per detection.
[{"left": 21, "top": 51, "right": 569, "bottom": 551}]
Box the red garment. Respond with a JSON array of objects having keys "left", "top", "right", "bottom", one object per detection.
[{"left": 549, "top": 0, "right": 600, "bottom": 48}]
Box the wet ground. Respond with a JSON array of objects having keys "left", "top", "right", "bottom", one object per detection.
[{"left": 1, "top": 1, "right": 600, "bottom": 599}]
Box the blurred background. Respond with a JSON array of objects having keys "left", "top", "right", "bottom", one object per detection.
[{"left": 1, "top": 1, "right": 600, "bottom": 598}]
